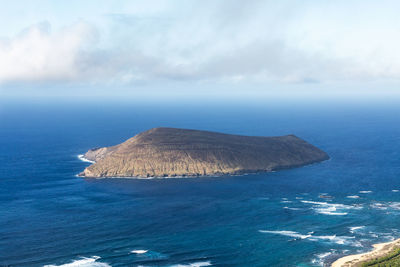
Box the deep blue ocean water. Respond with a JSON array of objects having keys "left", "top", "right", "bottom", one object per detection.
[{"left": 1, "top": 100, "right": 400, "bottom": 267}]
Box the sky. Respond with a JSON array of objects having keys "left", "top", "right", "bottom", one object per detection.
[{"left": 1, "top": 0, "right": 400, "bottom": 100}]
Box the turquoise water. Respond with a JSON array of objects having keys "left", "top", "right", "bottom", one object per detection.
[{"left": 1, "top": 101, "right": 400, "bottom": 266}]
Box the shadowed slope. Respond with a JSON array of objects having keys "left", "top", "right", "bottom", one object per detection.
[{"left": 79, "top": 127, "right": 329, "bottom": 178}]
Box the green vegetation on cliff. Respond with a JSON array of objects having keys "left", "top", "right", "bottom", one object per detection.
[{"left": 361, "top": 248, "right": 400, "bottom": 267}]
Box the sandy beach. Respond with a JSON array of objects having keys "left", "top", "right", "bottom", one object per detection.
[{"left": 331, "top": 238, "right": 400, "bottom": 267}]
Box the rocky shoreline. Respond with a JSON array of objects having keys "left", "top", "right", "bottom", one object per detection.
[{"left": 331, "top": 238, "right": 400, "bottom": 267}]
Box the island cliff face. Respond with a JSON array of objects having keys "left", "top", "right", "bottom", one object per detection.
[{"left": 79, "top": 127, "right": 329, "bottom": 178}]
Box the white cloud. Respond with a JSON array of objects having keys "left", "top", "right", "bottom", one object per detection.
[
  {"left": 1, "top": 1, "right": 400, "bottom": 86},
  {"left": 0, "top": 21, "right": 99, "bottom": 83}
]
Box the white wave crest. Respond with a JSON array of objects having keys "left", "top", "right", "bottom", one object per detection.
[
  {"left": 43, "top": 256, "right": 110, "bottom": 267},
  {"left": 170, "top": 261, "right": 212, "bottom": 267},
  {"left": 301, "top": 200, "right": 327, "bottom": 205},
  {"left": 359, "top": 191, "right": 372, "bottom": 194},
  {"left": 131, "top": 250, "right": 148, "bottom": 254},
  {"left": 259, "top": 230, "right": 312, "bottom": 239},
  {"left": 283, "top": 207, "right": 302, "bottom": 210},
  {"left": 346, "top": 195, "right": 360, "bottom": 199},
  {"left": 78, "top": 155, "right": 95, "bottom": 164},
  {"left": 301, "top": 200, "right": 362, "bottom": 216},
  {"left": 317, "top": 252, "right": 332, "bottom": 259},
  {"left": 308, "top": 235, "right": 358, "bottom": 246},
  {"left": 370, "top": 202, "right": 400, "bottom": 211},
  {"left": 259, "top": 230, "right": 360, "bottom": 246},
  {"left": 349, "top": 226, "right": 365, "bottom": 233},
  {"left": 311, "top": 251, "right": 333, "bottom": 266},
  {"left": 317, "top": 209, "right": 348, "bottom": 216},
  {"left": 390, "top": 203, "right": 400, "bottom": 209},
  {"left": 393, "top": 190, "right": 399, "bottom": 192}
]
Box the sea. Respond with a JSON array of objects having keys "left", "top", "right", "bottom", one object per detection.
[{"left": 1, "top": 99, "right": 400, "bottom": 266}]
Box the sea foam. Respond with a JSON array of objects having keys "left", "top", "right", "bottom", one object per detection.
[
  {"left": 311, "top": 251, "right": 334, "bottom": 266},
  {"left": 170, "top": 261, "right": 212, "bottom": 267},
  {"left": 131, "top": 250, "right": 148, "bottom": 254},
  {"left": 43, "top": 256, "right": 110, "bottom": 267},
  {"left": 349, "top": 226, "right": 365, "bottom": 233},
  {"left": 259, "top": 230, "right": 312, "bottom": 239},
  {"left": 370, "top": 202, "right": 400, "bottom": 211},
  {"left": 259, "top": 230, "right": 360, "bottom": 246},
  {"left": 283, "top": 206, "right": 302, "bottom": 210},
  {"left": 78, "top": 155, "right": 95, "bottom": 164},
  {"left": 301, "top": 200, "right": 362, "bottom": 216}
]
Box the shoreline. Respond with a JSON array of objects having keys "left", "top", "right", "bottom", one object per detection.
[
  {"left": 77, "top": 155, "right": 329, "bottom": 179},
  {"left": 331, "top": 238, "right": 400, "bottom": 267}
]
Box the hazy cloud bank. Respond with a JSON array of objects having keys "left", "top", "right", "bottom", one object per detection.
[{"left": 1, "top": 0, "right": 400, "bottom": 86}]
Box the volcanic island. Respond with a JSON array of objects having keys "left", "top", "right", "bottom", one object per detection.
[{"left": 79, "top": 127, "right": 329, "bottom": 178}]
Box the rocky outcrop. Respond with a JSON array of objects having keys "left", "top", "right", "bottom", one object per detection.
[
  {"left": 83, "top": 147, "right": 112, "bottom": 162},
  {"left": 79, "top": 127, "right": 329, "bottom": 178}
]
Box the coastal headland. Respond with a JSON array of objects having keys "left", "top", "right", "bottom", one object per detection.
[{"left": 332, "top": 238, "right": 400, "bottom": 267}]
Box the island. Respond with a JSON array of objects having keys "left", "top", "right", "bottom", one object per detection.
[{"left": 79, "top": 127, "right": 329, "bottom": 178}]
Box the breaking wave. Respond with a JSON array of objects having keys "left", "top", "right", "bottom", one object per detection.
[
  {"left": 131, "top": 250, "right": 148, "bottom": 254},
  {"left": 346, "top": 195, "right": 360, "bottom": 199},
  {"left": 349, "top": 226, "right": 365, "bottom": 233},
  {"left": 170, "top": 261, "right": 212, "bottom": 267},
  {"left": 259, "top": 230, "right": 312, "bottom": 239},
  {"left": 283, "top": 206, "right": 302, "bottom": 210},
  {"left": 259, "top": 230, "right": 361, "bottom": 247},
  {"left": 310, "top": 251, "right": 334, "bottom": 266},
  {"left": 43, "top": 256, "right": 110, "bottom": 267},
  {"left": 301, "top": 200, "right": 362, "bottom": 216},
  {"left": 370, "top": 202, "right": 400, "bottom": 211},
  {"left": 78, "top": 155, "right": 95, "bottom": 164}
]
